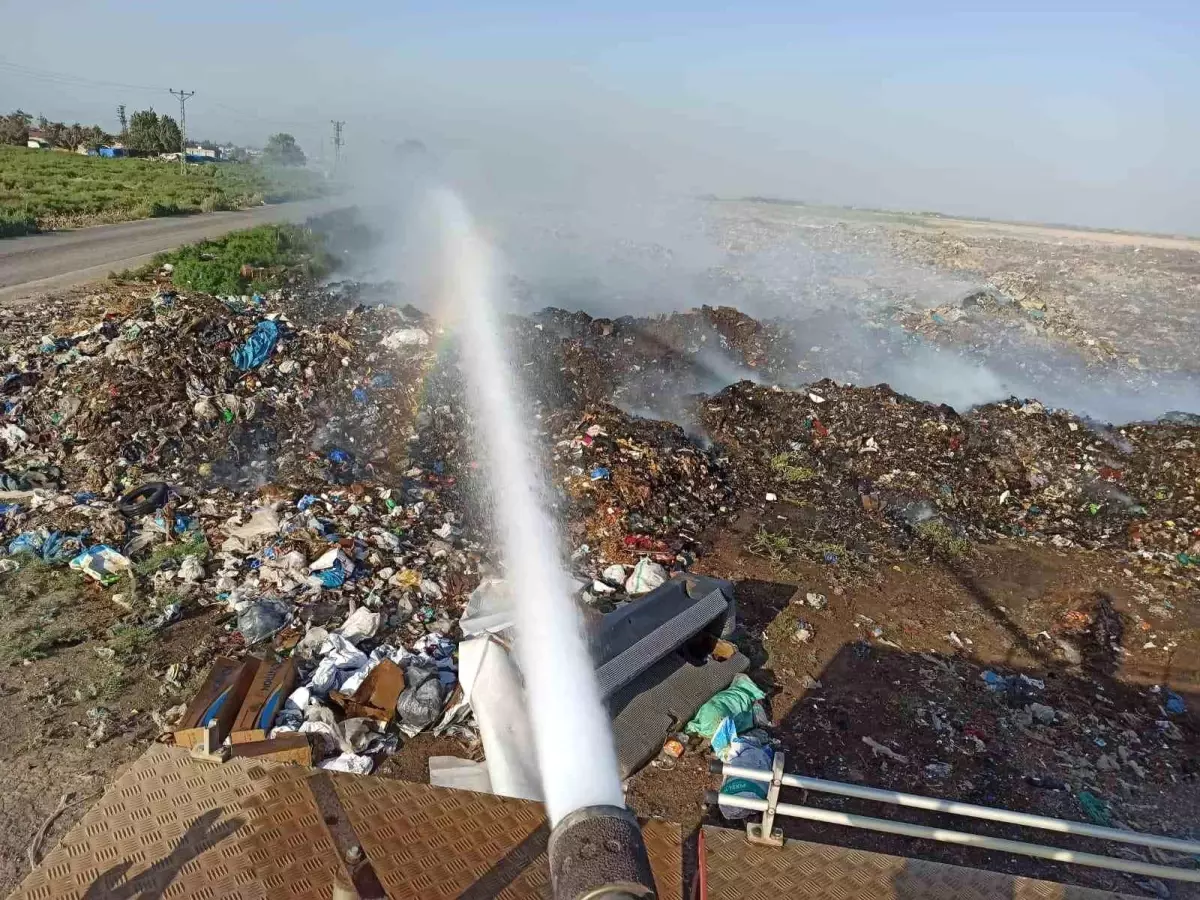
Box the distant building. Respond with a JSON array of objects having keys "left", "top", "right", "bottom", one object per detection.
[{"left": 185, "top": 145, "right": 221, "bottom": 160}]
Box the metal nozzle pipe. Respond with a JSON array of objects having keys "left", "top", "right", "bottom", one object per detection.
[{"left": 547, "top": 805, "right": 658, "bottom": 900}]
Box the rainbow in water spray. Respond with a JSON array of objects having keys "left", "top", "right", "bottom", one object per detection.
[{"left": 430, "top": 188, "right": 623, "bottom": 825}]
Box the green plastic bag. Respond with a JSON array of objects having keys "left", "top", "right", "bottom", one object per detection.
[{"left": 685, "top": 674, "right": 766, "bottom": 738}]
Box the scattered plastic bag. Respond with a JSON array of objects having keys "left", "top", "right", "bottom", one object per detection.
[
  {"left": 600, "top": 564, "right": 627, "bottom": 586},
  {"left": 318, "top": 752, "right": 374, "bottom": 775},
  {"left": 308, "top": 658, "right": 343, "bottom": 697},
  {"left": 178, "top": 556, "right": 204, "bottom": 583},
  {"left": 294, "top": 626, "right": 330, "bottom": 661},
  {"left": 319, "top": 633, "right": 368, "bottom": 670},
  {"left": 222, "top": 505, "right": 281, "bottom": 549},
  {"left": 9, "top": 529, "right": 82, "bottom": 564},
  {"left": 396, "top": 664, "right": 446, "bottom": 735},
  {"left": 340, "top": 607, "right": 381, "bottom": 642},
  {"left": 337, "top": 658, "right": 381, "bottom": 696},
  {"left": 231, "top": 319, "right": 280, "bottom": 370},
  {"left": 69, "top": 544, "right": 131, "bottom": 585},
  {"left": 459, "top": 578, "right": 515, "bottom": 636},
  {"left": 718, "top": 732, "right": 774, "bottom": 821},
  {"left": 685, "top": 674, "right": 766, "bottom": 739},
  {"left": 310, "top": 547, "right": 353, "bottom": 589},
  {"left": 625, "top": 558, "right": 667, "bottom": 595},
  {"left": 237, "top": 597, "right": 293, "bottom": 644},
  {"left": 150, "top": 600, "right": 183, "bottom": 630}
]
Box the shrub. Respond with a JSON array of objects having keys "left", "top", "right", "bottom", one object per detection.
[
  {"left": 0, "top": 208, "right": 37, "bottom": 237},
  {"left": 158, "top": 224, "right": 333, "bottom": 295},
  {"left": 199, "top": 193, "right": 229, "bottom": 213}
]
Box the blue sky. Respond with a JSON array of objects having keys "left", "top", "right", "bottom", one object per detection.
[{"left": 3, "top": 0, "right": 1197, "bottom": 231}]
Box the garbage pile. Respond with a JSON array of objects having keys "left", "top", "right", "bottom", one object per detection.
[
  {"left": 2, "top": 275, "right": 1197, "bottom": 778},
  {"left": 548, "top": 407, "right": 734, "bottom": 596},
  {"left": 515, "top": 304, "right": 1200, "bottom": 576},
  {"left": 694, "top": 378, "right": 1200, "bottom": 565},
  {"left": 0, "top": 281, "right": 443, "bottom": 496},
  {"left": 0, "top": 278, "right": 496, "bottom": 772}
]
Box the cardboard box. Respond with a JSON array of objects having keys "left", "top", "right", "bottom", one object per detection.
[
  {"left": 230, "top": 656, "right": 298, "bottom": 744},
  {"left": 329, "top": 659, "right": 405, "bottom": 724},
  {"left": 229, "top": 734, "right": 313, "bottom": 766},
  {"left": 173, "top": 657, "right": 258, "bottom": 749}
]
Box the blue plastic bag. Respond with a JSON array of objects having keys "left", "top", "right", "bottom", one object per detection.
[
  {"left": 7, "top": 530, "right": 80, "bottom": 563},
  {"left": 315, "top": 561, "right": 347, "bottom": 588},
  {"left": 231, "top": 320, "right": 280, "bottom": 370}
]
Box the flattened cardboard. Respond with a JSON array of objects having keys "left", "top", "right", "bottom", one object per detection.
[
  {"left": 173, "top": 656, "right": 258, "bottom": 749},
  {"left": 230, "top": 656, "right": 297, "bottom": 743},
  {"left": 228, "top": 734, "right": 313, "bottom": 766},
  {"left": 330, "top": 659, "right": 405, "bottom": 723}
]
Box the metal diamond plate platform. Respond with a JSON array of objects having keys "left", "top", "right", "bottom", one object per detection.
[
  {"left": 701, "top": 825, "right": 1138, "bottom": 900},
  {"left": 8, "top": 744, "right": 682, "bottom": 900},
  {"left": 9, "top": 743, "right": 1138, "bottom": 900}
]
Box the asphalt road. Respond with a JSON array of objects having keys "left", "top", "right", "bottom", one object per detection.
[{"left": 0, "top": 200, "right": 336, "bottom": 303}]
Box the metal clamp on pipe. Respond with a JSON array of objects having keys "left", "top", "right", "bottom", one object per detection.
[
  {"left": 745, "top": 751, "right": 785, "bottom": 847},
  {"left": 548, "top": 805, "right": 658, "bottom": 900}
]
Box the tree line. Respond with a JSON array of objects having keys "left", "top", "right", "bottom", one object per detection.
[
  {"left": 1, "top": 105, "right": 310, "bottom": 167},
  {"left": 0, "top": 110, "right": 113, "bottom": 151},
  {"left": 0, "top": 107, "right": 183, "bottom": 154}
]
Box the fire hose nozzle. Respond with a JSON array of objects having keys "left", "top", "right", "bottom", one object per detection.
[{"left": 548, "top": 805, "right": 658, "bottom": 900}]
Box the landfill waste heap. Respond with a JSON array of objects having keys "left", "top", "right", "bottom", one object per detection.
[{"left": 0, "top": 267, "right": 1197, "bottom": 896}]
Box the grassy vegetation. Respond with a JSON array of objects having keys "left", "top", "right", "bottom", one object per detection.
[
  {"left": 0, "top": 145, "right": 327, "bottom": 235},
  {"left": 770, "top": 451, "right": 817, "bottom": 485},
  {"left": 132, "top": 534, "right": 209, "bottom": 577},
  {"left": 131, "top": 224, "right": 334, "bottom": 295},
  {"left": 0, "top": 560, "right": 88, "bottom": 663},
  {"left": 748, "top": 526, "right": 797, "bottom": 566},
  {"left": 106, "top": 624, "right": 157, "bottom": 661},
  {"left": 915, "top": 519, "right": 972, "bottom": 559}
]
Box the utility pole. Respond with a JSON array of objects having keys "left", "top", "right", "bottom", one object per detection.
[
  {"left": 170, "top": 89, "right": 195, "bottom": 174},
  {"left": 330, "top": 120, "right": 345, "bottom": 174}
]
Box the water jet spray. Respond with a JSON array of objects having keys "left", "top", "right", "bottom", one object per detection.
[{"left": 430, "top": 187, "right": 657, "bottom": 899}]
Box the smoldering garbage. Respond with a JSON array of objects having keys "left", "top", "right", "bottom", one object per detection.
[{"left": 1, "top": 266, "right": 1197, "bottom": 786}]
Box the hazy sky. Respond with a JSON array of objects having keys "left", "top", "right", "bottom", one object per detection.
[{"left": 3, "top": 1, "right": 1197, "bottom": 233}]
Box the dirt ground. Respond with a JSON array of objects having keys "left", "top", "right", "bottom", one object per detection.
[
  {"left": 625, "top": 524, "right": 1200, "bottom": 896},
  {"left": 1, "top": 203, "right": 1198, "bottom": 898},
  {"left": 0, "top": 572, "right": 228, "bottom": 893}
]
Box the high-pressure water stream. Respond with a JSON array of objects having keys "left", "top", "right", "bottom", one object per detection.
[{"left": 431, "top": 189, "right": 625, "bottom": 825}]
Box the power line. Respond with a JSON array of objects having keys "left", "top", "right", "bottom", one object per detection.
[
  {"left": 169, "top": 89, "right": 195, "bottom": 174},
  {"left": 0, "top": 59, "right": 164, "bottom": 94},
  {"left": 0, "top": 58, "right": 315, "bottom": 133},
  {"left": 207, "top": 100, "right": 313, "bottom": 130}
]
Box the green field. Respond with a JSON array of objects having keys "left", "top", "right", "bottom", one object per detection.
[{"left": 0, "top": 145, "right": 327, "bottom": 237}]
